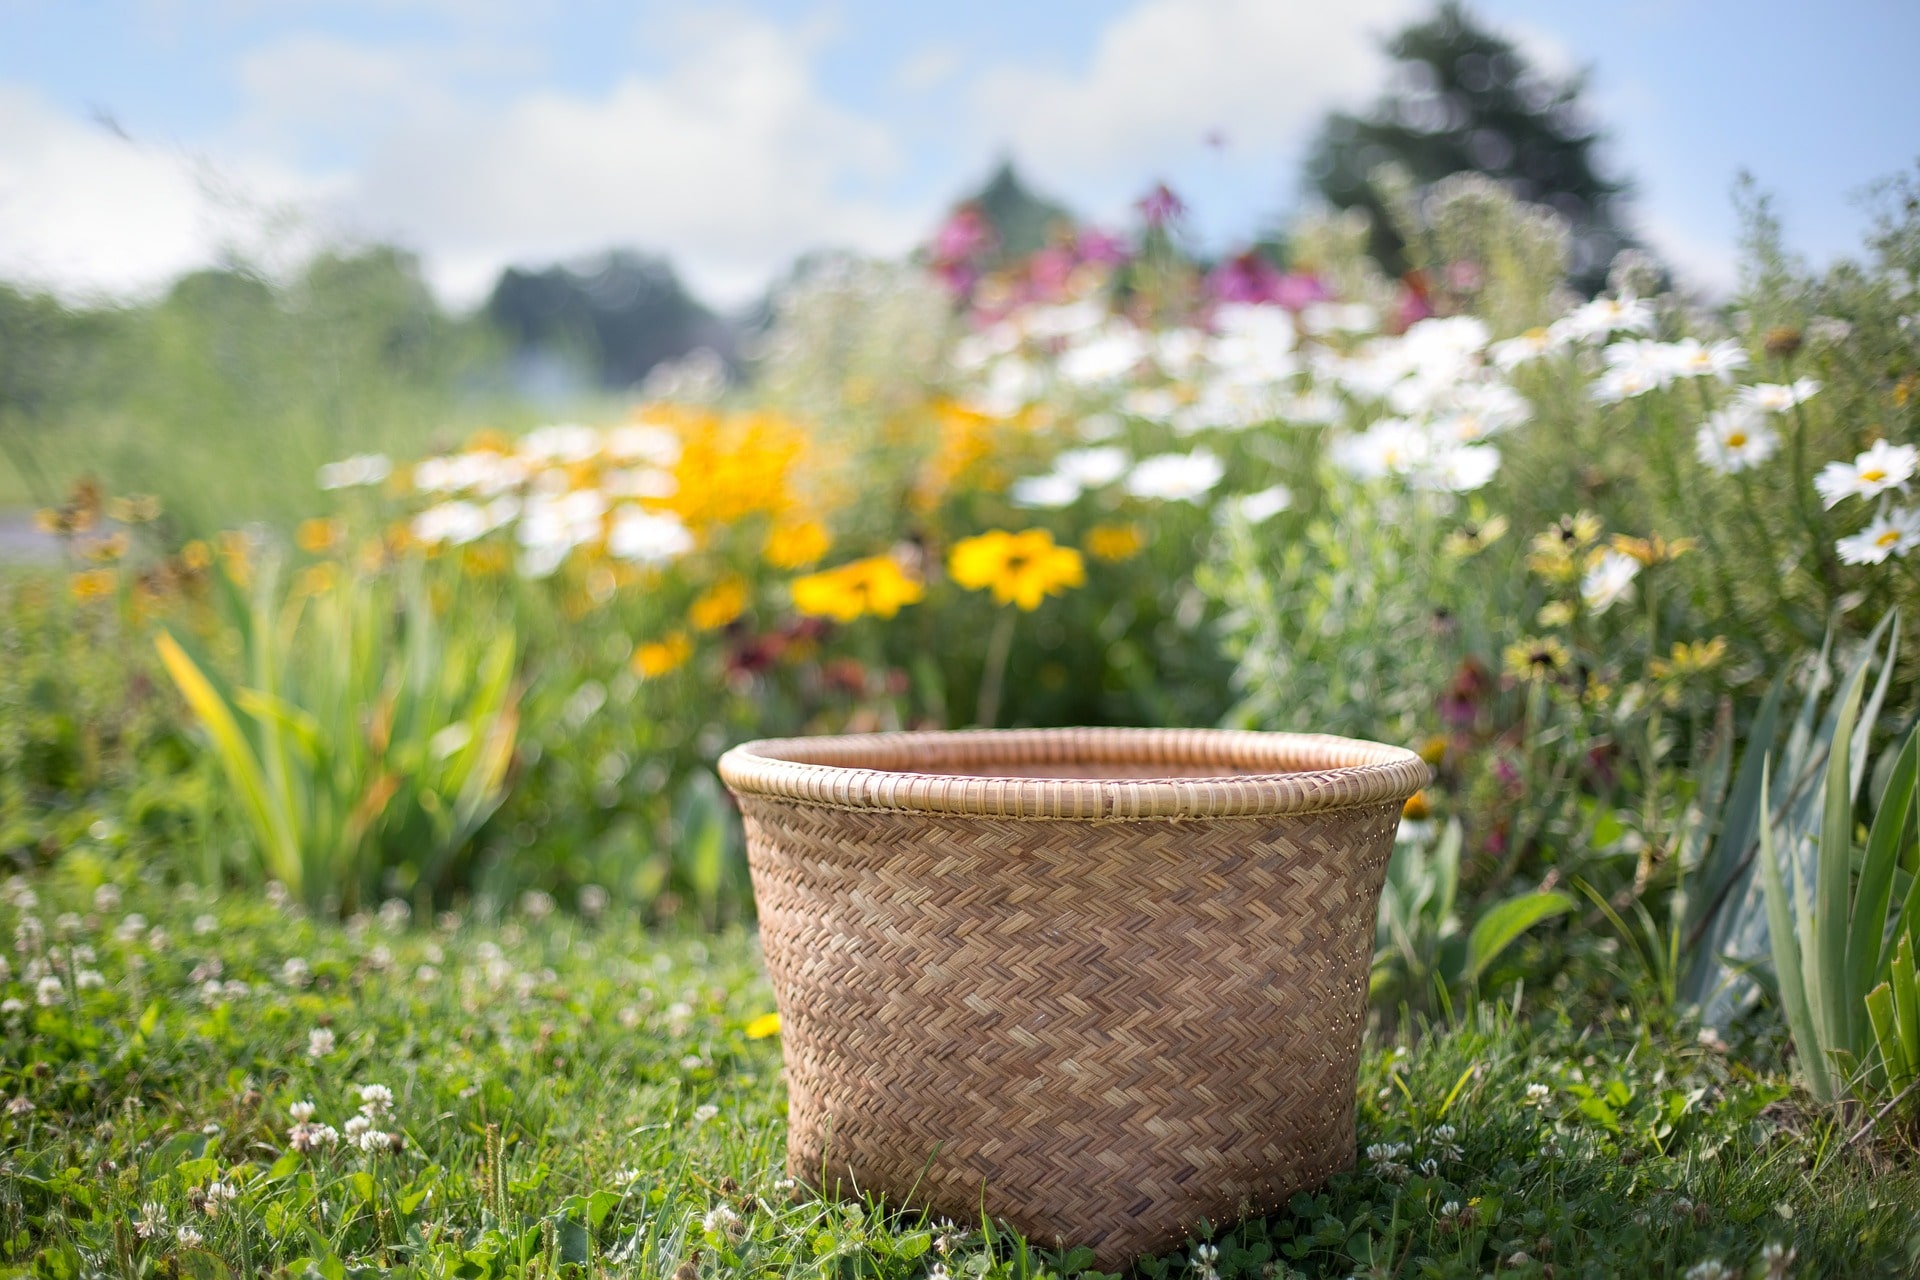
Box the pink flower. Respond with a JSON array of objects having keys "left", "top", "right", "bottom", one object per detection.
[
  {"left": 1206, "top": 251, "right": 1285, "bottom": 304},
  {"left": 1137, "top": 182, "right": 1185, "bottom": 229}
]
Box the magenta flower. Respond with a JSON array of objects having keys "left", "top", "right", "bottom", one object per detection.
[{"left": 1137, "top": 182, "right": 1185, "bottom": 229}]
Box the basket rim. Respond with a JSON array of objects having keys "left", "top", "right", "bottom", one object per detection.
[{"left": 718, "top": 726, "right": 1428, "bottom": 821}]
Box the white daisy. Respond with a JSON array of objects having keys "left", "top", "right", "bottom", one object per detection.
[
  {"left": 412, "top": 501, "right": 491, "bottom": 547},
  {"left": 1666, "top": 337, "right": 1749, "bottom": 383},
  {"left": 1694, "top": 405, "right": 1780, "bottom": 474},
  {"left": 1738, "top": 379, "right": 1821, "bottom": 412},
  {"left": 1124, "top": 451, "right": 1225, "bottom": 502},
  {"left": 1551, "top": 294, "right": 1656, "bottom": 343},
  {"left": 1008, "top": 474, "right": 1081, "bottom": 510},
  {"left": 1814, "top": 440, "right": 1919, "bottom": 508},
  {"left": 606, "top": 507, "right": 693, "bottom": 565},
  {"left": 316, "top": 453, "right": 392, "bottom": 491},
  {"left": 1225, "top": 485, "right": 1293, "bottom": 524},
  {"left": 1581, "top": 550, "right": 1640, "bottom": 614},
  {"left": 1053, "top": 447, "right": 1131, "bottom": 488},
  {"left": 1489, "top": 327, "right": 1564, "bottom": 370},
  {"left": 1836, "top": 506, "right": 1920, "bottom": 565}
]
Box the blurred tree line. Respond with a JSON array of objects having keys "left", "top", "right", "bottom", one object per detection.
[{"left": 0, "top": 1, "right": 1637, "bottom": 532}]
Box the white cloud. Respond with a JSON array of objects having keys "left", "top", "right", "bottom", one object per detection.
[
  {"left": 310, "top": 12, "right": 926, "bottom": 306},
  {"left": 971, "top": 0, "right": 1415, "bottom": 202},
  {"left": 0, "top": 85, "right": 328, "bottom": 301}
]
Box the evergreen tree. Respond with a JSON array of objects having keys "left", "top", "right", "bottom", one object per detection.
[
  {"left": 1303, "top": 2, "right": 1632, "bottom": 292},
  {"left": 970, "top": 160, "right": 1075, "bottom": 262},
  {"left": 485, "top": 251, "right": 732, "bottom": 392}
]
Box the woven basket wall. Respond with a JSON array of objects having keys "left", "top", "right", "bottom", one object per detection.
[{"left": 719, "top": 727, "right": 1427, "bottom": 1268}]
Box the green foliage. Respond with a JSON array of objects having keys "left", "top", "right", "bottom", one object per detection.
[
  {"left": 155, "top": 559, "right": 518, "bottom": 916},
  {"left": 1372, "top": 821, "right": 1574, "bottom": 1025},
  {"left": 1758, "top": 631, "right": 1920, "bottom": 1106},
  {"left": 0, "top": 249, "right": 505, "bottom": 532},
  {"left": 4, "top": 875, "right": 1918, "bottom": 1278}
]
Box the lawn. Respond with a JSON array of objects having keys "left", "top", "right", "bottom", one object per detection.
[{"left": 7, "top": 865, "right": 1918, "bottom": 1279}]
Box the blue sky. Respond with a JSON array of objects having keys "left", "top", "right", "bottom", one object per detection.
[{"left": 1, "top": 0, "right": 1915, "bottom": 308}]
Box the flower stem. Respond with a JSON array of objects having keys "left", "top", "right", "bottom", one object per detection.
[{"left": 975, "top": 609, "right": 1018, "bottom": 728}]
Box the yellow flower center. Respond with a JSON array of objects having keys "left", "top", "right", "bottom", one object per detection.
[
  {"left": 1877, "top": 529, "right": 1901, "bottom": 548},
  {"left": 1862, "top": 468, "right": 1888, "bottom": 483},
  {"left": 1725, "top": 432, "right": 1747, "bottom": 448}
]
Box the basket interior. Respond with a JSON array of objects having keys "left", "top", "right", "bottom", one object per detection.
[{"left": 743, "top": 728, "right": 1391, "bottom": 783}]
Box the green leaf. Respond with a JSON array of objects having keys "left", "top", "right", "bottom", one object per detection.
[
  {"left": 1759, "top": 757, "right": 1833, "bottom": 1103},
  {"left": 1851, "top": 727, "right": 1918, "bottom": 1005},
  {"left": 1464, "top": 890, "right": 1575, "bottom": 983}
]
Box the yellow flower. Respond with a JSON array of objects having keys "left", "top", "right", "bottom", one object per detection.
[
  {"left": 83, "top": 532, "right": 129, "bottom": 563},
  {"left": 764, "top": 519, "right": 831, "bottom": 570},
  {"left": 791, "top": 556, "right": 925, "bottom": 622},
  {"left": 689, "top": 578, "right": 749, "bottom": 631},
  {"left": 462, "top": 542, "right": 510, "bottom": 578},
  {"left": 216, "top": 530, "right": 252, "bottom": 586},
  {"left": 1536, "top": 601, "right": 1575, "bottom": 628},
  {"left": 1609, "top": 532, "right": 1697, "bottom": 567},
  {"left": 1084, "top": 522, "right": 1146, "bottom": 562},
  {"left": 1402, "top": 790, "right": 1431, "bottom": 821},
  {"left": 1503, "top": 635, "right": 1571, "bottom": 683},
  {"left": 297, "top": 517, "right": 344, "bottom": 555},
  {"left": 68, "top": 569, "right": 117, "bottom": 602},
  {"left": 180, "top": 540, "right": 213, "bottom": 572},
  {"left": 948, "top": 529, "right": 1085, "bottom": 611},
  {"left": 292, "top": 563, "right": 337, "bottom": 598},
  {"left": 1526, "top": 512, "right": 1603, "bottom": 584},
  {"left": 1443, "top": 514, "right": 1508, "bottom": 558},
  {"left": 1418, "top": 736, "right": 1448, "bottom": 767},
  {"left": 106, "top": 494, "right": 162, "bottom": 524},
  {"left": 745, "top": 1012, "right": 781, "bottom": 1040},
  {"left": 1649, "top": 637, "right": 1728, "bottom": 680},
  {"left": 633, "top": 631, "right": 693, "bottom": 678}
]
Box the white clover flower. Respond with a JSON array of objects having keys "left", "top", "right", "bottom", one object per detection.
[
  {"left": 134, "top": 1202, "right": 164, "bottom": 1238},
  {"left": 115, "top": 913, "right": 147, "bottom": 943},
  {"left": 1581, "top": 549, "right": 1640, "bottom": 614},
  {"left": 192, "top": 914, "right": 217, "bottom": 937},
  {"left": 353, "top": 1127, "right": 393, "bottom": 1153},
  {"left": 176, "top": 1223, "right": 204, "bottom": 1248},
  {"left": 1739, "top": 379, "right": 1821, "bottom": 412},
  {"left": 702, "top": 1203, "right": 743, "bottom": 1237},
  {"left": 1815, "top": 441, "right": 1919, "bottom": 508},
  {"left": 14, "top": 915, "right": 44, "bottom": 952},
  {"left": 0, "top": 998, "right": 24, "bottom": 1015},
  {"left": 281, "top": 958, "right": 312, "bottom": 988},
  {"left": 1836, "top": 506, "right": 1920, "bottom": 565},
  {"left": 0, "top": 957, "right": 9, "bottom": 983},
  {"left": 289, "top": 1121, "right": 338, "bottom": 1152},
  {"left": 614, "top": 1167, "right": 641, "bottom": 1186},
  {"left": 343, "top": 1114, "right": 372, "bottom": 1139},
  {"left": 1695, "top": 405, "right": 1780, "bottom": 474},
  {"left": 6, "top": 1096, "right": 33, "bottom": 1116},
  {"left": 415, "top": 964, "right": 441, "bottom": 984},
  {"left": 92, "top": 884, "right": 122, "bottom": 913},
  {"left": 692, "top": 1103, "right": 720, "bottom": 1124},
  {"left": 307, "top": 1028, "right": 336, "bottom": 1059},
  {"left": 35, "top": 975, "right": 63, "bottom": 1006},
  {"left": 680, "top": 1054, "right": 706, "bottom": 1071},
  {"left": 290, "top": 1100, "right": 316, "bottom": 1123},
  {"left": 316, "top": 453, "right": 392, "bottom": 490},
  {"left": 357, "top": 1084, "right": 394, "bottom": 1117},
  {"left": 1683, "top": 1261, "right": 1734, "bottom": 1280},
  {"left": 75, "top": 969, "right": 104, "bottom": 990},
  {"left": 202, "top": 1181, "right": 237, "bottom": 1217},
  {"left": 1525, "top": 1082, "right": 1551, "bottom": 1105}
]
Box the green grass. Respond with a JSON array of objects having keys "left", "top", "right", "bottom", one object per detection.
[{"left": 4, "top": 864, "right": 1919, "bottom": 1279}]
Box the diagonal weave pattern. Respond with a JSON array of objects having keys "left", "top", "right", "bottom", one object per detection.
[{"left": 720, "top": 728, "right": 1426, "bottom": 1268}]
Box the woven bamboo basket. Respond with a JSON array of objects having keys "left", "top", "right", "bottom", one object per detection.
[{"left": 719, "top": 727, "right": 1427, "bottom": 1267}]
